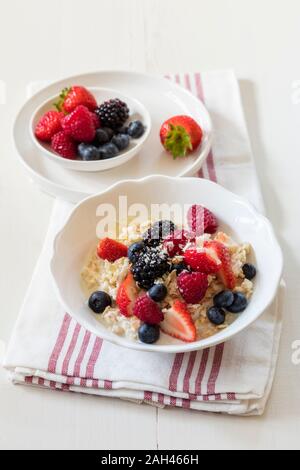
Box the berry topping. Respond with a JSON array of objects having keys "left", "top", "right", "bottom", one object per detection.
[
  {"left": 95, "top": 128, "right": 110, "bottom": 145},
  {"left": 78, "top": 143, "right": 100, "bottom": 161},
  {"left": 163, "top": 230, "right": 194, "bottom": 257},
  {"left": 127, "top": 120, "right": 145, "bottom": 138},
  {"left": 242, "top": 263, "right": 257, "bottom": 280},
  {"left": 97, "top": 238, "right": 128, "bottom": 262},
  {"left": 184, "top": 249, "right": 221, "bottom": 274},
  {"left": 51, "top": 131, "right": 77, "bottom": 159},
  {"left": 171, "top": 261, "right": 190, "bottom": 276},
  {"left": 138, "top": 324, "right": 160, "bottom": 344},
  {"left": 177, "top": 271, "right": 208, "bottom": 304},
  {"left": 95, "top": 98, "right": 129, "bottom": 130},
  {"left": 160, "top": 115, "right": 203, "bottom": 159},
  {"left": 88, "top": 291, "right": 112, "bottom": 314},
  {"left": 128, "top": 242, "right": 145, "bottom": 263},
  {"left": 160, "top": 300, "right": 196, "bottom": 342},
  {"left": 55, "top": 86, "right": 97, "bottom": 114},
  {"left": 187, "top": 205, "right": 218, "bottom": 235},
  {"left": 227, "top": 293, "right": 248, "bottom": 314},
  {"left": 111, "top": 133, "right": 130, "bottom": 151},
  {"left": 61, "top": 105, "right": 96, "bottom": 143},
  {"left": 213, "top": 290, "right": 235, "bottom": 309},
  {"left": 207, "top": 307, "right": 226, "bottom": 325},
  {"left": 35, "top": 110, "right": 64, "bottom": 142},
  {"left": 143, "top": 220, "right": 176, "bottom": 247},
  {"left": 133, "top": 295, "right": 164, "bottom": 325},
  {"left": 131, "top": 246, "right": 170, "bottom": 290},
  {"left": 116, "top": 273, "right": 138, "bottom": 317},
  {"left": 148, "top": 284, "right": 167, "bottom": 302},
  {"left": 204, "top": 240, "right": 236, "bottom": 289},
  {"left": 99, "top": 142, "right": 119, "bottom": 159}
]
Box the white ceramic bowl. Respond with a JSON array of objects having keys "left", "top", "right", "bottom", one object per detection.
[
  {"left": 29, "top": 88, "right": 151, "bottom": 172},
  {"left": 50, "top": 175, "right": 283, "bottom": 353}
]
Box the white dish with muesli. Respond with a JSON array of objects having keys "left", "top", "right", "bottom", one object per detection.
[{"left": 51, "top": 176, "right": 283, "bottom": 353}]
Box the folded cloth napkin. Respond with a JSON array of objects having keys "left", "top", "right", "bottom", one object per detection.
[{"left": 3, "top": 71, "right": 284, "bottom": 416}]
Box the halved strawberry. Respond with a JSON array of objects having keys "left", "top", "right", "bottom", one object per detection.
[
  {"left": 97, "top": 238, "right": 128, "bottom": 262},
  {"left": 116, "top": 273, "right": 138, "bottom": 317},
  {"left": 184, "top": 249, "right": 221, "bottom": 274},
  {"left": 160, "top": 300, "right": 196, "bottom": 343},
  {"left": 204, "top": 240, "right": 236, "bottom": 289}
]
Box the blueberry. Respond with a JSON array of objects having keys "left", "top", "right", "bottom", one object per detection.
[
  {"left": 95, "top": 128, "right": 110, "bottom": 145},
  {"left": 227, "top": 293, "right": 248, "bottom": 314},
  {"left": 242, "top": 263, "right": 257, "bottom": 280},
  {"left": 148, "top": 284, "right": 167, "bottom": 302},
  {"left": 207, "top": 307, "right": 226, "bottom": 325},
  {"left": 99, "top": 143, "right": 119, "bottom": 159},
  {"left": 112, "top": 133, "right": 130, "bottom": 151},
  {"left": 214, "top": 290, "right": 234, "bottom": 309},
  {"left": 128, "top": 120, "right": 145, "bottom": 139},
  {"left": 88, "top": 291, "right": 112, "bottom": 314},
  {"left": 128, "top": 242, "right": 145, "bottom": 263},
  {"left": 118, "top": 126, "right": 129, "bottom": 134},
  {"left": 171, "top": 262, "right": 189, "bottom": 276},
  {"left": 138, "top": 323, "right": 160, "bottom": 344},
  {"left": 78, "top": 143, "right": 100, "bottom": 161},
  {"left": 102, "top": 127, "right": 115, "bottom": 140}
]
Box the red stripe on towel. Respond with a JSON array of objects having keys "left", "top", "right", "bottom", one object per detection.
[
  {"left": 207, "top": 344, "right": 225, "bottom": 395},
  {"left": 48, "top": 314, "right": 71, "bottom": 374},
  {"left": 169, "top": 353, "right": 185, "bottom": 392},
  {"left": 73, "top": 330, "right": 91, "bottom": 377},
  {"left": 61, "top": 323, "right": 81, "bottom": 376}
]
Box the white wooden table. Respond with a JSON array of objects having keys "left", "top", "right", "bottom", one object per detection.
[{"left": 0, "top": 0, "right": 299, "bottom": 450}]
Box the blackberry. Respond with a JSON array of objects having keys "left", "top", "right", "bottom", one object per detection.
[
  {"left": 95, "top": 99, "right": 130, "bottom": 130},
  {"left": 143, "top": 220, "right": 176, "bottom": 247},
  {"left": 131, "top": 246, "right": 170, "bottom": 290}
]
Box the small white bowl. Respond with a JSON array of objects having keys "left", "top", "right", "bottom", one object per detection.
[
  {"left": 50, "top": 175, "right": 283, "bottom": 354},
  {"left": 29, "top": 88, "right": 152, "bottom": 172}
]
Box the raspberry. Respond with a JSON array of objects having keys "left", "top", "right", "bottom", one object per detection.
[
  {"left": 177, "top": 272, "right": 208, "bottom": 304},
  {"left": 163, "top": 230, "right": 195, "bottom": 257},
  {"left": 187, "top": 205, "right": 218, "bottom": 235},
  {"left": 62, "top": 105, "right": 96, "bottom": 143},
  {"left": 133, "top": 295, "right": 164, "bottom": 325},
  {"left": 97, "top": 238, "right": 128, "bottom": 262},
  {"left": 51, "top": 131, "right": 77, "bottom": 159}
]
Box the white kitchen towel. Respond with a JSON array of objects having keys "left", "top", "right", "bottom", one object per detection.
[{"left": 3, "top": 71, "right": 284, "bottom": 415}]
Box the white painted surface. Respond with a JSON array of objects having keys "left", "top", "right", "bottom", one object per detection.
[{"left": 0, "top": 0, "right": 299, "bottom": 450}]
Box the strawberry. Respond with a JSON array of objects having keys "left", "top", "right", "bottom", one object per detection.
[
  {"left": 61, "top": 105, "right": 96, "bottom": 143},
  {"left": 116, "top": 273, "right": 138, "bottom": 317},
  {"left": 204, "top": 240, "right": 236, "bottom": 289},
  {"left": 51, "top": 131, "right": 77, "bottom": 159},
  {"left": 133, "top": 295, "right": 164, "bottom": 325},
  {"left": 35, "top": 110, "right": 64, "bottom": 142},
  {"left": 160, "top": 115, "right": 203, "bottom": 159},
  {"left": 160, "top": 300, "right": 196, "bottom": 342},
  {"left": 55, "top": 86, "right": 97, "bottom": 114},
  {"left": 163, "top": 230, "right": 195, "bottom": 257},
  {"left": 177, "top": 271, "right": 208, "bottom": 304},
  {"left": 184, "top": 249, "right": 221, "bottom": 274},
  {"left": 97, "top": 238, "right": 128, "bottom": 262},
  {"left": 187, "top": 205, "right": 218, "bottom": 236}
]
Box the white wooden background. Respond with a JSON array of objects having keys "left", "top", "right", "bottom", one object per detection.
[{"left": 0, "top": 0, "right": 300, "bottom": 450}]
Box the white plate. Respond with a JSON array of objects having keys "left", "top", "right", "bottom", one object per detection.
[
  {"left": 13, "top": 71, "right": 213, "bottom": 203},
  {"left": 50, "top": 176, "right": 283, "bottom": 354}
]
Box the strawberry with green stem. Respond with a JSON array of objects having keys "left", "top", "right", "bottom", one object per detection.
[{"left": 160, "top": 115, "right": 203, "bottom": 159}]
